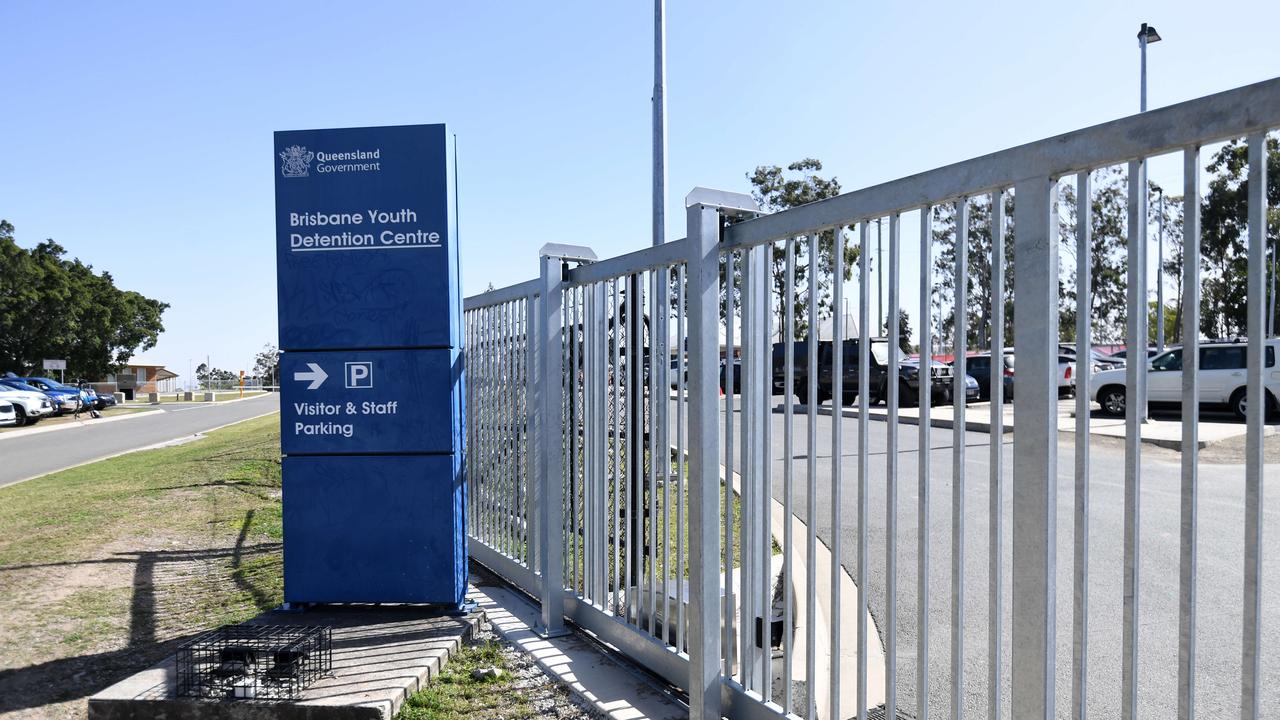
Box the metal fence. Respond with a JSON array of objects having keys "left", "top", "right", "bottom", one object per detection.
[{"left": 462, "top": 76, "right": 1280, "bottom": 720}]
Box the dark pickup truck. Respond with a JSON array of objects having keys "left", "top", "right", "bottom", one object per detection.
[{"left": 772, "top": 338, "right": 959, "bottom": 406}]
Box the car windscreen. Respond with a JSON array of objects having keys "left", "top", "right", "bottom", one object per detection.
[{"left": 869, "top": 341, "right": 890, "bottom": 366}]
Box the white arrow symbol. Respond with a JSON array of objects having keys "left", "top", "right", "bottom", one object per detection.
[{"left": 293, "top": 362, "right": 328, "bottom": 390}]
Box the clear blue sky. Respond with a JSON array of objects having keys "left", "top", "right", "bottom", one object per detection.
[{"left": 2, "top": 1, "right": 1277, "bottom": 378}]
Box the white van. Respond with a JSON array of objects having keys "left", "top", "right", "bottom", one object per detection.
[{"left": 1089, "top": 339, "right": 1280, "bottom": 419}]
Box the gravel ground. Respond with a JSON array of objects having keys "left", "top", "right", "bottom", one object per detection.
[{"left": 465, "top": 620, "right": 606, "bottom": 720}]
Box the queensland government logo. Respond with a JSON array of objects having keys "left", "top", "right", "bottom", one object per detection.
[{"left": 279, "top": 145, "right": 314, "bottom": 178}]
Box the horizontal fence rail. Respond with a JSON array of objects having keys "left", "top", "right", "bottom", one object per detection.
[{"left": 464, "top": 76, "right": 1280, "bottom": 720}]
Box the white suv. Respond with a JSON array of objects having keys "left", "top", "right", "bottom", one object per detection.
[
  {"left": 0, "top": 386, "right": 54, "bottom": 426},
  {"left": 1089, "top": 339, "right": 1280, "bottom": 419}
]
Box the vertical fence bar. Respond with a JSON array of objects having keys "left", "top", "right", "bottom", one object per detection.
[
  {"left": 918, "top": 207, "right": 933, "bottom": 720},
  {"left": 611, "top": 280, "right": 623, "bottom": 614},
  {"left": 1177, "top": 146, "right": 1201, "bottom": 720},
  {"left": 724, "top": 251, "right": 738, "bottom": 675},
  {"left": 686, "top": 202, "right": 723, "bottom": 720},
  {"left": 740, "top": 247, "right": 756, "bottom": 687},
  {"left": 582, "top": 290, "right": 593, "bottom": 599},
  {"left": 527, "top": 295, "right": 539, "bottom": 570},
  {"left": 1011, "top": 176, "right": 1058, "bottom": 720},
  {"left": 1071, "top": 173, "right": 1090, "bottom": 720},
  {"left": 990, "top": 189, "right": 1007, "bottom": 720},
  {"left": 648, "top": 270, "right": 659, "bottom": 636},
  {"left": 537, "top": 254, "right": 567, "bottom": 635},
  {"left": 886, "top": 213, "right": 902, "bottom": 720},
  {"left": 595, "top": 282, "right": 609, "bottom": 604},
  {"left": 742, "top": 248, "right": 757, "bottom": 691},
  {"left": 783, "top": 236, "right": 796, "bottom": 715},
  {"left": 847, "top": 221, "right": 859, "bottom": 720},
  {"left": 1241, "top": 131, "right": 1268, "bottom": 720},
  {"left": 806, "top": 234, "right": 819, "bottom": 720},
  {"left": 628, "top": 273, "right": 643, "bottom": 626},
  {"left": 756, "top": 243, "right": 773, "bottom": 698},
  {"left": 657, "top": 267, "right": 671, "bottom": 642},
  {"left": 569, "top": 289, "right": 580, "bottom": 592},
  {"left": 628, "top": 272, "right": 643, "bottom": 625},
  {"left": 676, "top": 264, "right": 687, "bottom": 648},
  {"left": 1122, "top": 159, "right": 1148, "bottom": 720},
  {"left": 505, "top": 300, "right": 515, "bottom": 558},
  {"left": 509, "top": 301, "right": 518, "bottom": 552},
  {"left": 952, "top": 198, "right": 969, "bottom": 720}
]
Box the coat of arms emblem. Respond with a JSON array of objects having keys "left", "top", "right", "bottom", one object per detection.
[{"left": 279, "top": 145, "right": 314, "bottom": 178}]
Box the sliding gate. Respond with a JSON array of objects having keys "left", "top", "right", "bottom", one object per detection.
[{"left": 464, "top": 77, "right": 1280, "bottom": 720}]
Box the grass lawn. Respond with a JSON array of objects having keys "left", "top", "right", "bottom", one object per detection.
[
  {"left": 395, "top": 640, "right": 531, "bottom": 720},
  {"left": 0, "top": 414, "right": 284, "bottom": 718}
]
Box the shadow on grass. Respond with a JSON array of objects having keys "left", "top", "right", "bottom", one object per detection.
[{"left": 0, "top": 510, "right": 281, "bottom": 713}]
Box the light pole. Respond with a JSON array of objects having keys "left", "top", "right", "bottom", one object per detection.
[
  {"left": 652, "top": 0, "right": 666, "bottom": 248},
  {"left": 1138, "top": 23, "right": 1161, "bottom": 113}
]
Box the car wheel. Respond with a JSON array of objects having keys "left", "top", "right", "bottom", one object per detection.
[
  {"left": 899, "top": 380, "right": 917, "bottom": 408},
  {"left": 1099, "top": 386, "right": 1126, "bottom": 417},
  {"left": 1230, "top": 388, "right": 1249, "bottom": 421},
  {"left": 796, "top": 388, "right": 808, "bottom": 405},
  {"left": 12, "top": 406, "right": 27, "bottom": 426}
]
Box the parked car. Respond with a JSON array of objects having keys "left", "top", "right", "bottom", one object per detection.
[
  {"left": 0, "top": 385, "right": 54, "bottom": 425},
  {"left": 1089, "top": 339, "right": 1280, "bottom": 419},
  {"left": 14, "top": 376, "right": 83, "bottom": 414},
  {"left": 815, "top": 338, "right": 959, "bottom": 407},
  {"left": 0, "top": 400, "right": 16, "bottom": 427},
  {"left": 962, "top": 353, "right": 1016, "bottom": 401},
  {"left": 996, "top": 351, "right": 1076, "bottom": 398},
  {"left": 1107, "top": 347, "right": 1159, "bottom": 362},
  {"left": 771, "top": 341, "right": 817, "bottom": 396},
  {"left": 0, "top": 377, "right": 74, "bottom": 414},
  {"left": 720, "top": 359, "right": 742, "bottom": 394}
]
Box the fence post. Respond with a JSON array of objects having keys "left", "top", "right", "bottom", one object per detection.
[
  {"left": 686, "top": 200, "right": 724, "bottom": 720},
  {"left": 1011, "top": 176, "right": 1059, "bottom": 719},
  {"left": 536, "top": 252, "right": 567, "bottom": 636}
]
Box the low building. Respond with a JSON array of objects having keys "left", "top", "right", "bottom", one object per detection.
[{"left": 97, "top": 362, "right": 179, "bottom": 399}]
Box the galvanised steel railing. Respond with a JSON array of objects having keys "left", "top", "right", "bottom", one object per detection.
[{"left": 462, "top": 76, "right": 1280, "bottom": 720}]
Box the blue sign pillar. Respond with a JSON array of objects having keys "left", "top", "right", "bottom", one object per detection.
[{"left": 273, "top": 124, "right": 465, "bottom": 605}]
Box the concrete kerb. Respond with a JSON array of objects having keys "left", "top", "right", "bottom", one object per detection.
[{"left": 670, "top": 443, "right": 887, "bottom": 720}]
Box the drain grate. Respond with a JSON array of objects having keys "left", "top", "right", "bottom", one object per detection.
[{"left": 176, "top": 625, "right": 332, "bottom": 701}]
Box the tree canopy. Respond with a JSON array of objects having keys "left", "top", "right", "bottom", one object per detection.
[
  {"left": 0, "top": 220, "right": 168, "bottom": 378},
  {"left": 747, "top": 159, "right": 858, "bottom": 340}
]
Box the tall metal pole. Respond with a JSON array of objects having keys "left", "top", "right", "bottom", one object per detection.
[
  {"left": 652, "top": 0, "right": 666, "bottom": 248},
  {"left": 1139, "top": 34, "right": 1148, "bottom": 113}
]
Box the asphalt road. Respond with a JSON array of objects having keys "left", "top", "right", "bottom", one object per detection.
[
  {"left": 730, "top": 399, "right": 1280, "bottom": 719},
  {"left": 0, "top": 394, "right": 280, "bottom": 488}
]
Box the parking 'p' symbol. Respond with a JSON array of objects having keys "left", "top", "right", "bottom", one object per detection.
[{"left": 345, "top": 362, "right": 373, "bottom": 389}]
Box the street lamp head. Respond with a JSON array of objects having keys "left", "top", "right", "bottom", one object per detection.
[{"left": 1138, "top": 23, "right": 1161, "bottom": 44}]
